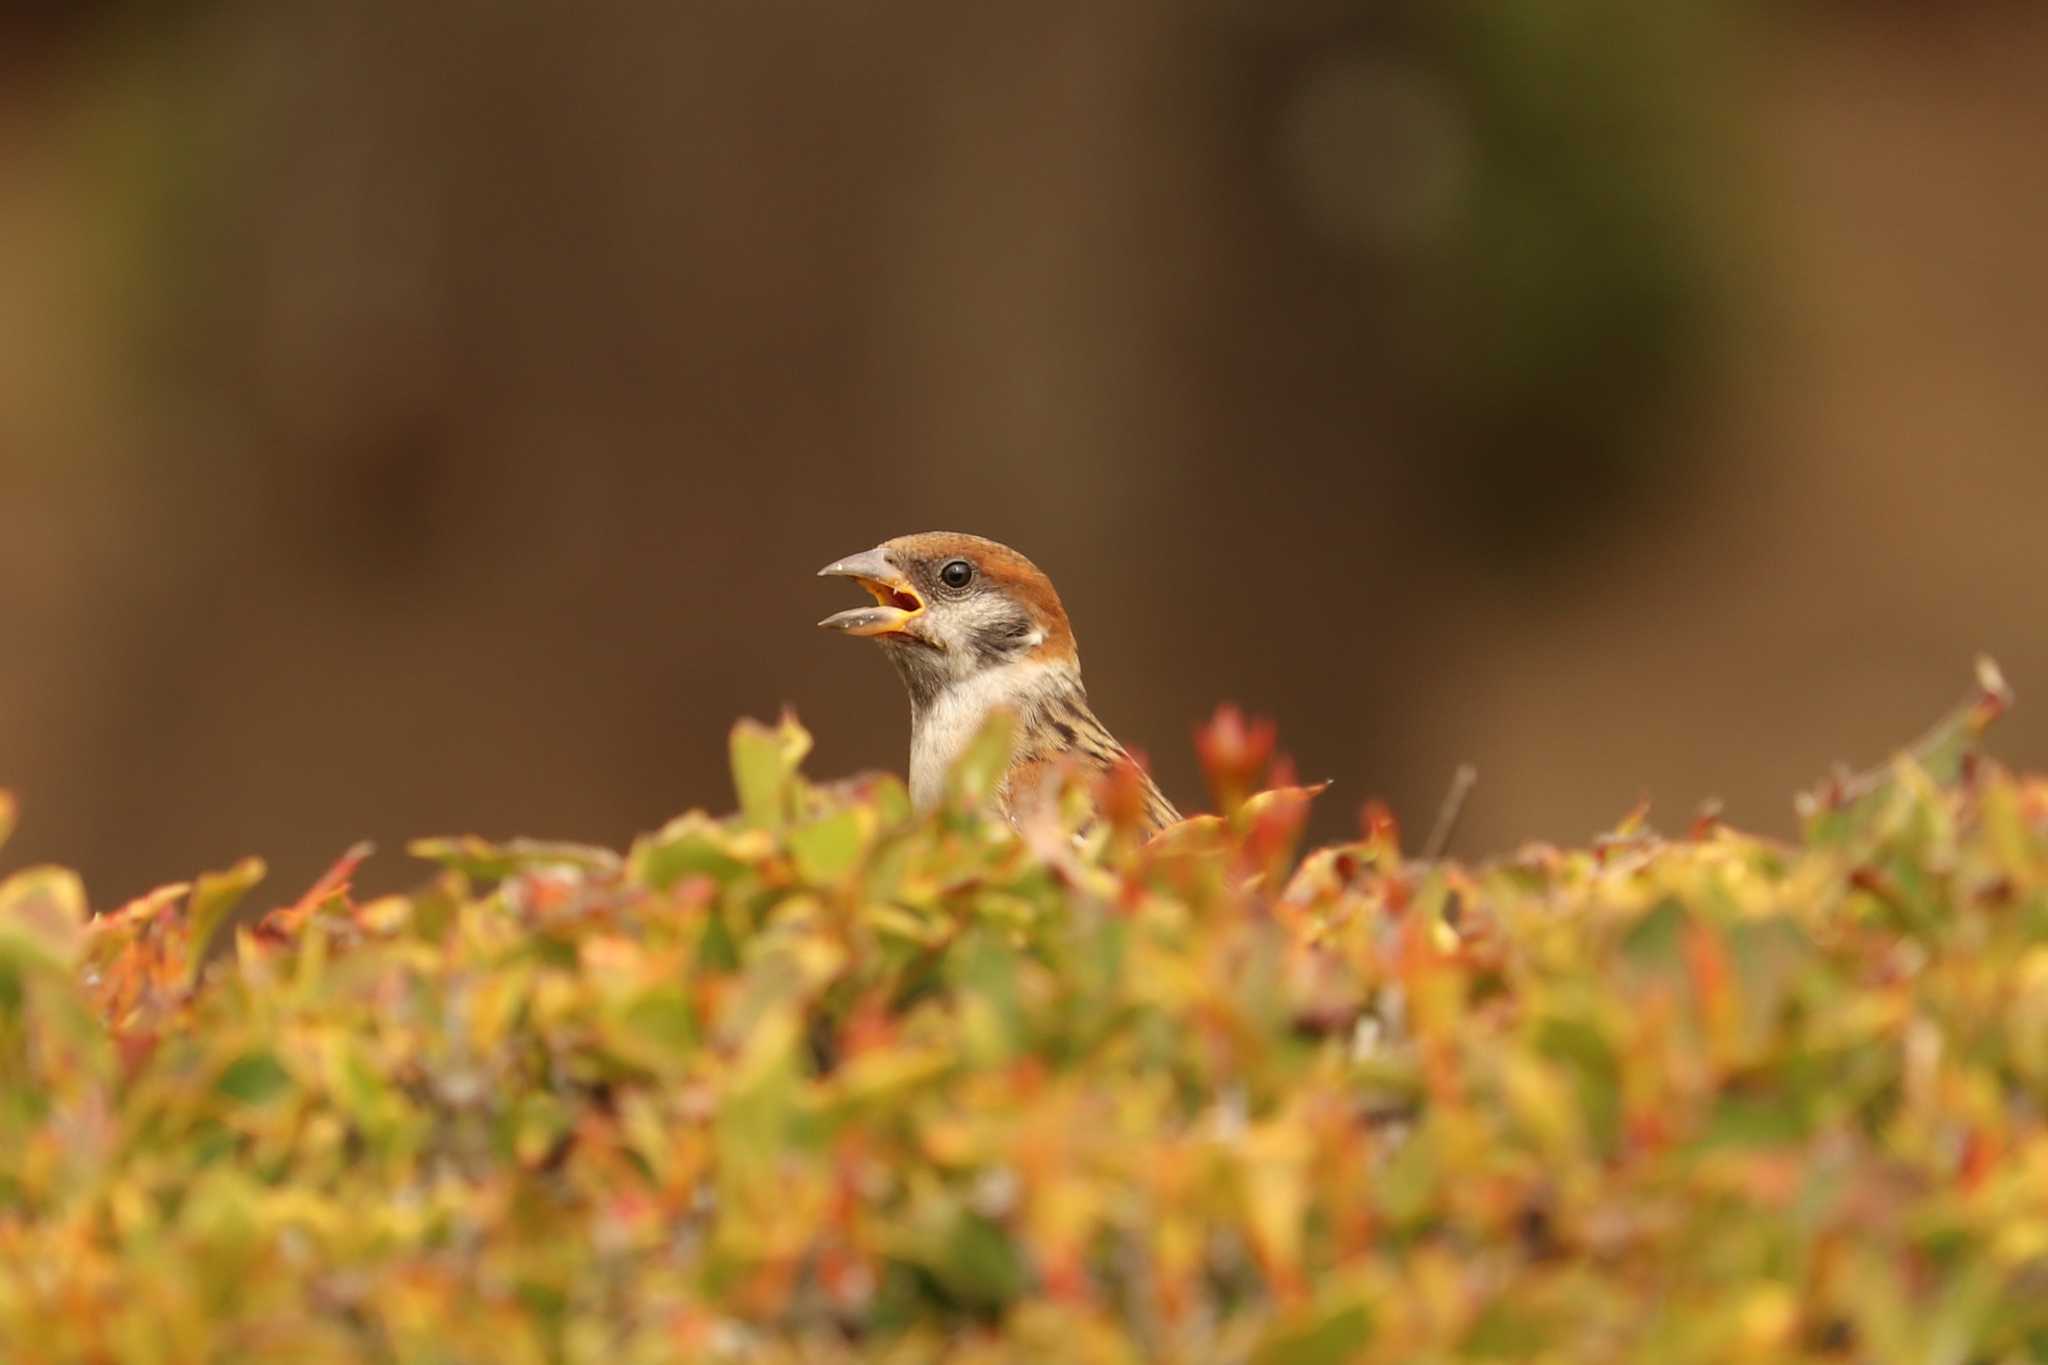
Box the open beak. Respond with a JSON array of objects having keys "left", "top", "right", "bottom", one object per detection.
[{"left": 817, "top": 546, "right": 926, "bottom": 638}]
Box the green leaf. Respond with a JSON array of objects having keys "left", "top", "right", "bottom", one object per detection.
[
  {"left": 1801, "top": 660, "right": 2012, "bottom": 844},
  {"left": 950, "top": 928, "right": 1025, "bottom": 1063},
  {"left": 628, "top": 814, "right": 750, "bottom": 891},
  {"left": 868, "top": 774, "right": 914, "bottom": 826},
  {"left": 1698, "top": 1090, "right": 1810, "bottom": 1149},
  {"left": 509, "top": 1092, "right": 573, "bottom": 1167},
  {"left": 788, "top": 808, "right": 866, "bottom": 885},
  {"left": 216, "top": 1051, "right": 293, "bottom": 1105},
  {"left": 1462, "top": 1301, "right": 1554, "bottom": 1357},
  {"left": 407, "top": 836, "right": 619, "bottom": 883},
  {"left": 1726, "top": 916, "right": 1816, "bottom": 1041},
  {"left": 1535, "top": 1012, "right": 1622, "bottom": 1155},
  {"left": 1620, "top": 896, "right": 1688, "bottom": 971},
  {"left": 1255, "top": 1296, "right": 1376, "bottom": 1365},
  {"left": 606, "top": 985, "right": 700, "bottom": 1073},
  {"left": 933, "top": 1211, "right": 1028, "bottom": 1311},
  {"left": 731, "top": 713, "right": 813, "bottom": 832},
  {"left": 185, "top": 857, "right": 267, "bottom": 984},
  {"left": 325, "top": 1036, "right": 400, "bottom": 1136}
]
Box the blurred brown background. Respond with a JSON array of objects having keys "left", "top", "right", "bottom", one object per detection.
[{"left": 2, "top": 1, "right": 2044, "bottom": 903}]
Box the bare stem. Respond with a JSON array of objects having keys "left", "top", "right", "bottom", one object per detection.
[{"left": 1422, "top": 764, "right": 1479, "bottom": 861}]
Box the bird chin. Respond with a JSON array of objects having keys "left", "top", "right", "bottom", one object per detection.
[
  {"left": 880, "top": 634, "right": 954, "bottom": 701},
  {"left": 875, "top": 628, "right": 943, "bottom": 655}
]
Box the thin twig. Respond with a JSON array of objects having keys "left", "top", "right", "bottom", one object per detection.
[
  {"left": 1422, "top": 764, "right": 1478, "bottom": 861},
  {"left": 1796, "top": 656, "right": 2015, "bottom": 818}
]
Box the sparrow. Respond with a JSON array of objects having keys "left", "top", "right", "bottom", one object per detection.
[{"left": 817, "top": 532, "right": 1181, "bottom": 834}]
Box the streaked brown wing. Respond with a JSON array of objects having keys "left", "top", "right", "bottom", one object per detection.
[{"left": 1004, "top": 685, "right": 1182, "bottom": 835}]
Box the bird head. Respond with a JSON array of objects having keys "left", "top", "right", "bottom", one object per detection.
[{"left": 817, "top": 533, "right": 1077, "bottom": 694}]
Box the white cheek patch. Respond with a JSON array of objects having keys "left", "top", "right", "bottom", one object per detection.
[
  {"left": 931, "top": 596, "right": 1040, "bottom": 675},
  {"left": 958, "top": 596, "right": 1012, "bottom": 635}
]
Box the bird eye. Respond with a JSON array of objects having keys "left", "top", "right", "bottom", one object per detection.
[{"left": 939, "top": 559, "right": 974, "bottom": 590}]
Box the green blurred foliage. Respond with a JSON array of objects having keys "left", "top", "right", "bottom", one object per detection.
[
  {"left": 1257, "top": 0, "right": 1728, "bottom": 550},
  {"left": 2, "top": 672, "right": 2046, "bottom": 1360}
]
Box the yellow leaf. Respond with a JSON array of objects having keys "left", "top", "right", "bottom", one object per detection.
[
  {"left": 1240, "top": 1119, "right": 1310, "bottom": 1284},
  {"left": 831, "top": 1046, "right": 954, "bottom": 1106},
  {"left": 1501, "top": 1053, "right": 1582, "bottom": 1158},
  {"left": 1736, "top": 1282, "right": 1797, "bottom": 1350},
  {"left": 0, "top": 865, "right": 88, "bottom": 967}
]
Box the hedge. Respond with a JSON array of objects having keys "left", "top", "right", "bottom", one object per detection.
[{"left": 1, "top": 667, "right": 2044, "bottom": 1362}]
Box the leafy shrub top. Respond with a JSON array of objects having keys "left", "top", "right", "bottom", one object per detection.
[{"left": 1, "top": 677, "right": 2045, "bottom": 1362}]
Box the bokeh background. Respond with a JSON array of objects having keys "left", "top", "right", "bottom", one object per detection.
[{"left": 3, "top": 1, "right": 2044, "bottom": 903}]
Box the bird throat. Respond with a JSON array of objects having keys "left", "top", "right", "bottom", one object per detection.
[{"left": 901, "top": 657, "right": 1078, "bottom": 813}]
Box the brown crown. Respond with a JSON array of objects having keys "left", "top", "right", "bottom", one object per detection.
[{"left": 883, "top": 532, "right": 1077, "bottom": 662}]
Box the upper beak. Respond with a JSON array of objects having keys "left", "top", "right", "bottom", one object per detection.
[{"left": 816, "top": 546, "right": 926, "bottom": 638}]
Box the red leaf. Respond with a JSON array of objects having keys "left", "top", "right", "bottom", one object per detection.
[{"left": 1195, "top": 704, "right": 1279, "bottom": 813}]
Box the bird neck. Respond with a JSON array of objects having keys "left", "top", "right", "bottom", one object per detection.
[{"left": 905, "top": 657, "right": 1083, "bottom": 811}]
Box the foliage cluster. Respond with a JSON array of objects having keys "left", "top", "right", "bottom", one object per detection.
[{"left": 1, "top": 673, "right": 2045, "bottom": 1362}]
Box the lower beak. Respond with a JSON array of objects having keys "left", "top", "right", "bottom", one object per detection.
[{"left": 817, "top": 547, "right": 926, "bottom": 638}]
